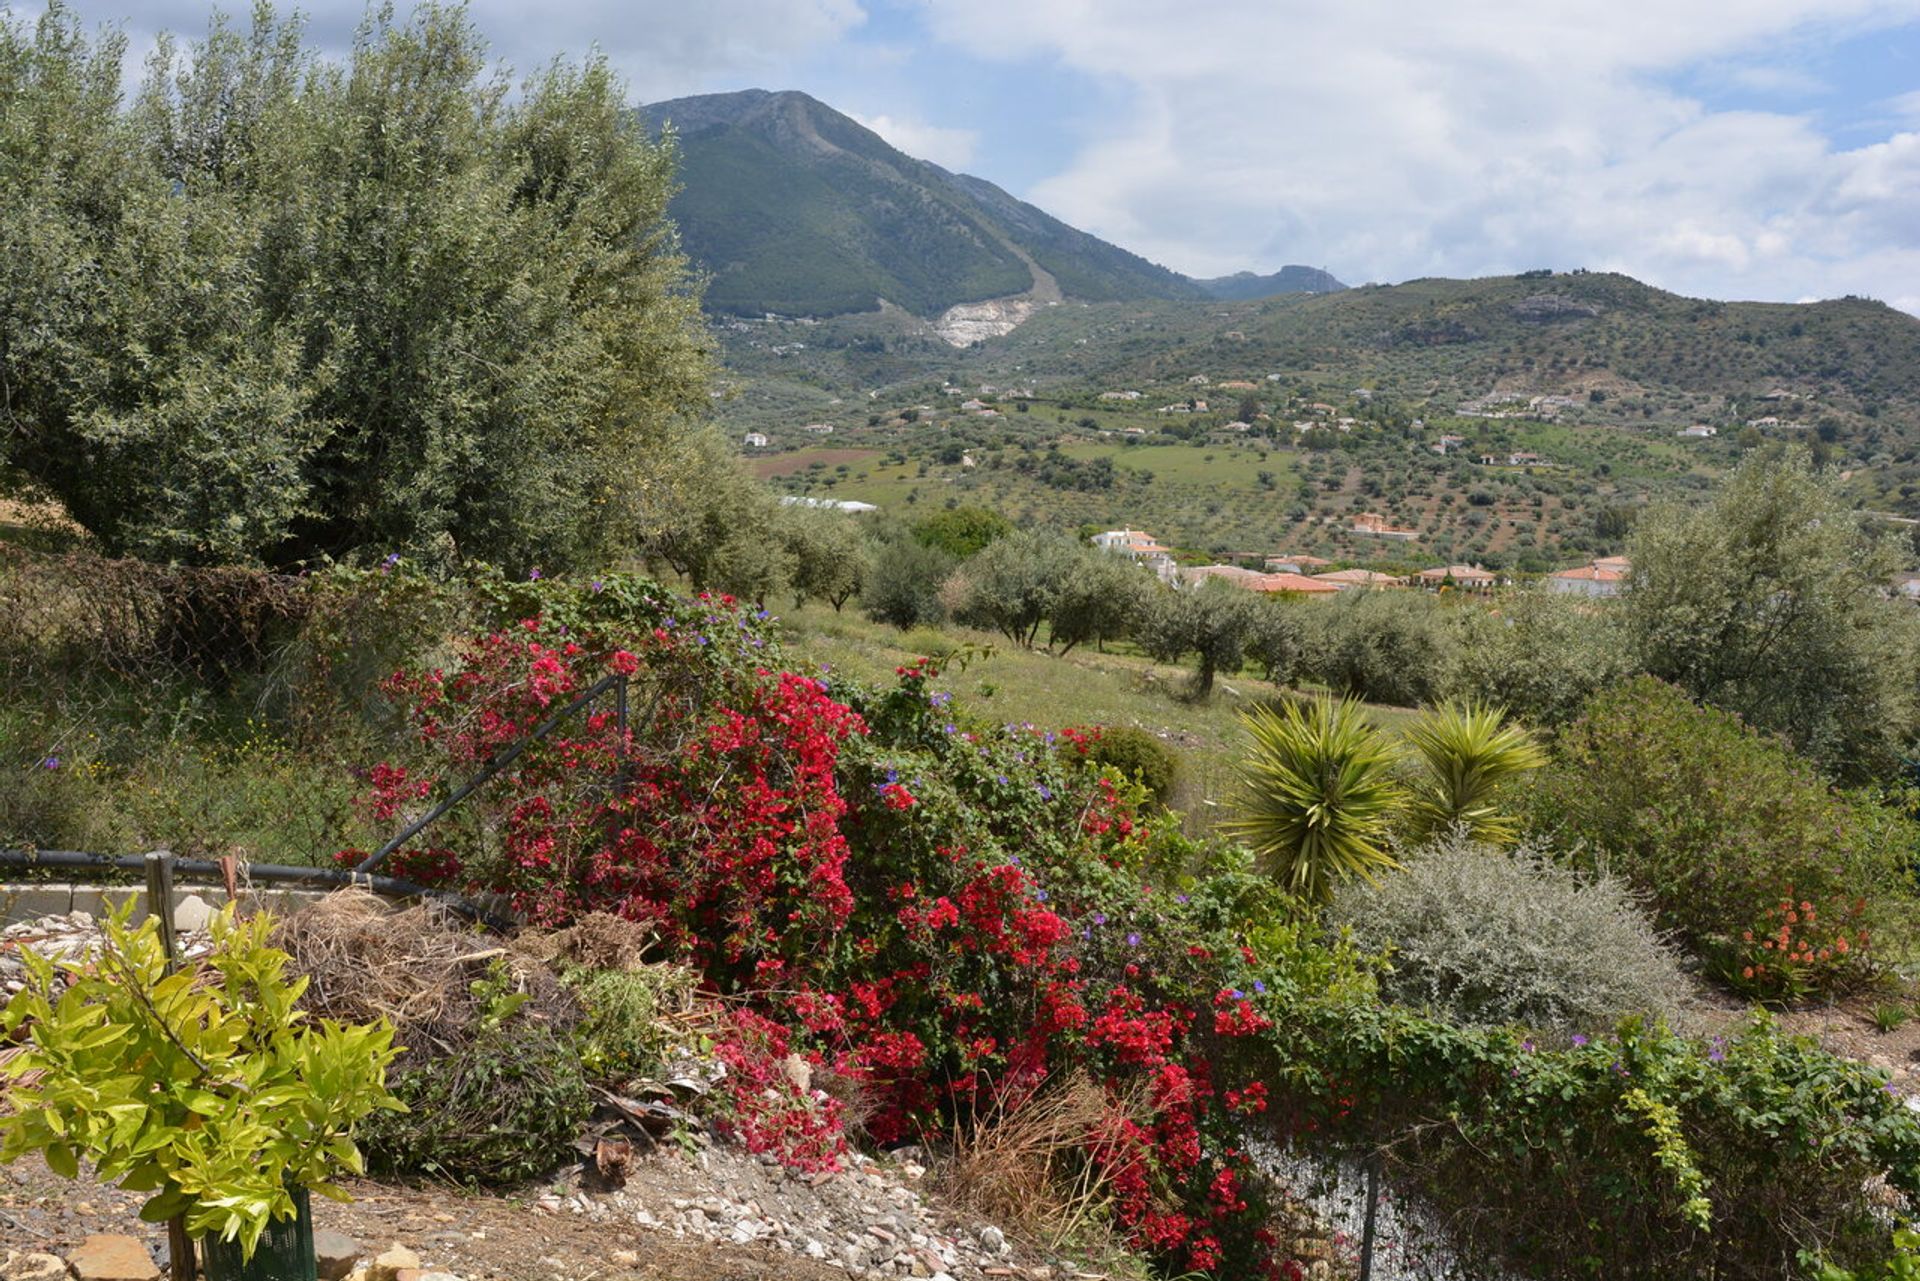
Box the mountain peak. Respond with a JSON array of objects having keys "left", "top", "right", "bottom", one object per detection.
[{"left": 639, "top": 89, "right": 1209, "bottom": 320}]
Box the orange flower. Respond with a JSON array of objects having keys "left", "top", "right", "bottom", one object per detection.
[
  {"left": 1742, "top": 966, "right": 1755, "bottom": 979},
  {"left": 1836, "top": 938, "right": 1850, "bottom": 954},
  {"left": 1800, "top": 901, "right": 1812, "bottom": 914}
]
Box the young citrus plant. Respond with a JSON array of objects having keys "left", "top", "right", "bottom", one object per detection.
[
  {"left": 0, "top": 904, "right": 403, "bottom": 1259},
  {"left": 1223, "top": 696, "right": 1404, "bottom": 905}
]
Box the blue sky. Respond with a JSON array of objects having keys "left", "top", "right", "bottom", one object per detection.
[{"left": 11, "top": 0, "right": 1920, "bottom": 312}]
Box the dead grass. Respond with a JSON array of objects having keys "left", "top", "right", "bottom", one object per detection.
[
  {"left": 939, "top": 1072, "right": 1146, "bottom": 1255},
  {"left": 273, "top": 888, "right": 578, "bottom": 1063}
]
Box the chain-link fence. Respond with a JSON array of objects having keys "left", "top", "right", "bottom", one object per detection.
[{"left": 0, "top": 541, "right": 312, "bottom": 688}]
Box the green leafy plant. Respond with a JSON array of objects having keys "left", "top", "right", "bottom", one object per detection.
[
  {"left": 1402, "top": 697, "right": 1547, "bottom": 844},
  {"left": 1873, "top": 1002, "right": 1911, "bottom": 1034},
  {"left": 1223, "top": 696, "right": 1404, "bottom": 904},
  {"left": 0, "top": 904, "right": 403, "bottom": 1257},
  {"left": 1078, "top": 726, "right": 1180, "bottom": 807},
  {"left": 358, "top": 1025, "right": 591, "bottom": 1187}
]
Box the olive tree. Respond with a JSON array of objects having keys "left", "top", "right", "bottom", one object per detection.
[
  {"left": 0, "top": 3, "right": 710, "bottom": 571},
  {"left": 1626, "top": 448, "right": 1920, "bottom": 779}
]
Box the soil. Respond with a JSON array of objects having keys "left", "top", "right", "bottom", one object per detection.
[
  {"left": 1693, "top": 981, "right": 1920, "bottom": 1091},
  {"left": 0, "top": 1153, "right": 847, "bottom": 1281}
]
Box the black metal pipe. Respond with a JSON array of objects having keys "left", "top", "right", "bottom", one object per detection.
[
  {"left": 354, "top": 670, "right": 624, "bottom": 877},
  {"left": 0, "top": 849, "right": 511, "bottom": 929}
]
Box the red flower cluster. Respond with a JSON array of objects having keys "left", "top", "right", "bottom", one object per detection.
[{"left": 350, "top": 619, "right": 1288, "bottom": 1276}]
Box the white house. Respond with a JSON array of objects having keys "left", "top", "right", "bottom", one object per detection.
[
  {"left": 1092, "top": 529, "right": 1178, "bottom": 581},
  {"left": 802, "top": 423, "right": 835, "bottom": 434},
  {"left": 1546, "top": 557, "right": 1630, "bottom": 598},
  {"left": 1677, "top": 425, "right": 1718, "bottom": 438},
  {"left": 743, "top": 432, "right": 770, "bottom": 448}
]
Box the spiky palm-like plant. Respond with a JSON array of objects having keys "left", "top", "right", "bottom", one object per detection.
[
  {"left": 1404, "top": 697, "right": 1547, "bottom": 845},
  {"left": 1224, "top": 697, "right": 1405, "bottom": 906}
]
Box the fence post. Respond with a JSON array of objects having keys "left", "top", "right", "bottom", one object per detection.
[{"left": 145, "top": 851, "right": 196, "bottom": 1281}]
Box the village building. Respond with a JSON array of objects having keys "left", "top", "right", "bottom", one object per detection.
[
  {"left": 1351, "top": 512, "right": 1421, "bottom": 541},
  {"left": 1546, "top": 556, "right": 1631, "bottom": 598},
  {"left": 1415, "top": 564, "right": 1501, "bottom": 591},
  {"left": 1264, "top": 554, "right": 1332, "bottom": 573},
  {"left": 742, "top": 432, "right": 770, "bottom": 448},
  {"left": 1313, "top": 568, "right": 1404, "bottom": 590}
]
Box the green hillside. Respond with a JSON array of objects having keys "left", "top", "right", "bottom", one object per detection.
[
  {"left": 1195, "top": 266, "right": 1347, "bottom": 299},
  {"left": 642, "top": 89, "right": 1204, "bottom": 317},
  {"left": 715, "top": 269, "right": 1920, "bottom": 560}
]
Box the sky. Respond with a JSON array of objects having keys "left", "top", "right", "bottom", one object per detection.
[{"left": 11, "top": 0, "right": 1920, "bottom": 313}]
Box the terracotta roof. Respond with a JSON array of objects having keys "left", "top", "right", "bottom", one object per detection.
[
  {"left": 1549, "top": 565, "right": 1628, "bottom": 583},
  {"left": 1256, "top": 572, "right": 1341, "bottom": 594},
  {"left": 1417, "top": 564, "right": 1496, "bottom": 582},
  {"left": 1314, "top": 569, "right": 1402, "bottom": 584}
]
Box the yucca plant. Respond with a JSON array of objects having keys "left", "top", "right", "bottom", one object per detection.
[
  {"left": 1224, "top": 696, "right": 1405, "bottom": 906},
  {"left": 1403, "top": 697, "right": 1547, "bottom": 845}
]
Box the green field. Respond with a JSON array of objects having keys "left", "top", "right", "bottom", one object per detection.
[{"left": 776, "top": 601, "right": 1420, "bottom": 829}]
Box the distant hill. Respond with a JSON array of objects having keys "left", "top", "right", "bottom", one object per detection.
[
  {"left": 1195, "top": 267, "right": 1346, "bottom": 300},
  {"left": 639, "top": 89, "right": 1207, "bottom": 318}
]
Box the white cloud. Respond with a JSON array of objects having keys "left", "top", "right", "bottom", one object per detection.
[
  {"left": 848, "top": 112, "right": 980, "bottom": 168},
  {"left": 6, "top": 1, "right": 870, "bottom": 101},
  {"left": 919, "top": 0, "right": 1920, "bottom": 310}
]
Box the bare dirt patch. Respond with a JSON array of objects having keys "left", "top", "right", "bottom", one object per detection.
[{"left": 747, "top": 448, "right": 881, "bottom": 480}]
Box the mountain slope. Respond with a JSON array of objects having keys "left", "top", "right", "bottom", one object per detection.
[
  {"left": 1195, "top": 267, "right": 1346, "bottom": 299},
  {"left": 641, "top": 89, "right": 1205, "bottom": 318}
]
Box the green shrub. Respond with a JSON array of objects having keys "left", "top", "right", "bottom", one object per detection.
[
  {"left": 1224, "top": 696, "right": 1404, "bottom": 904},
  {"left": 1401, "top": 697, "right": 1546, "bottom": 844},
  {"left": 564, "top": 963, "right": 700, "bottom": 1083},
  {"left": 359, "top": 1024, "right": 590, "bottom": 1186},
  {"left": 1080, "top": 726, "right": 1179, "bottom": 806},
  {"left": 1535, "top": 677, "right": 1914, "bottom": 998},
  {"left": 1300, "top": 590, "right": 1452, "bottom": 706},
  {"left": 1331, "top": 831, "right": 1695, "bottom": 1032},
  {"left": 1443, "top": 587, "right": 1634, "bottom": 727}
]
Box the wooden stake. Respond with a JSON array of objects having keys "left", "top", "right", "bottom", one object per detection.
[{"left": 145, "top": 852, "right": 196, "bottom": 1281}]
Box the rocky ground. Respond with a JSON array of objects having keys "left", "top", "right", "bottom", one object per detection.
[
  {"left": 0, "top": 1142, "right": 1107, "bottom": 1281},
  {"left": 1, "top": 910, "right": 1131, "bottom": 1281}
]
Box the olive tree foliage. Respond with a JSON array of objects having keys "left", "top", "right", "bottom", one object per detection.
[
  {"left": 0, "top": 3, "right": 710, "bottom": 571},
  {"left": 1443, "top": 587, "right": 1635, "bottom": 728},
  {"left": 1136, "top": 580, "right": 1262, "bottom": 697},
  {"left": 1625, "top": 448, "right": 1920, "bottom": 779},
  {"left": 781, "top": 507, "right": 870, "bottom": 611},
  {"left": 863, "top": 528, "right": 955, "bottom": 630},
  {"left": 944, "top": 532, "right": 1146, "bottom": 653},
  {"left": 641, "top": 430, "right": 790, "bottom": 603},
  {"left": 1299, "top": 590, "right": 1453, "bottom": 707}
]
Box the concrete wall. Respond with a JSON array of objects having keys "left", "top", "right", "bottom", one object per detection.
[{"left": 2, "top": 882, "right": 337, "bottom": 928}]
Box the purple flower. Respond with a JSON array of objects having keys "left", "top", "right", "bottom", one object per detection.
[
  {"left": 1092, "top": 912, "right": 1107, "bottom": 926},
  {"left": 943, "top": 723, "right": 956, "bottom": 734},
  {"left": 1126, "top": 932, "right": 1141, "bottom": 947},
  {"left": 1571, "top": 1034, "right": 1589, "bottom": 1047},
  {"left": 1175, "top": 893, "right": 1190, "bottom": 904},
  {"left": 1252, "top": 980, "right": 1266, "bottom": 995},
  {"left": 41, "top": 756, "right": 59, "bottom": 770},
  {"left": 1034, "top": 889, "right": 1048, "bottom": 901},
  {"left": 590, "top": 578, "right": 604, "bottom": 592},
  {"left": 1036, "top": 784, "right": 1052, "bottom": 800},
  {"left": 886, "top": 769, "right": 899, "bottom": 784},
  {"left": 1229, "top": 989, "right": 1244, "bottom": 1000},
  {"left": 528, "top": 566, "right": 542, "bottom": 581},
  {"left": 756, "top": 609, "right": 771, "bottom": 621},
  {"left": 1521, "top": 1039, "right": 1535, "bottom": 1053},
  {"left": 996, "top": 774, "right": 1009, "bottom": 786},
  {"left": 380, "top": 552, "right": 401, "bottom": 572}
]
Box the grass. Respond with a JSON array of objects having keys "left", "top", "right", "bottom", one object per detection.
[{"left": 776, "top": 600, "right": 1419, "bottom": 829}]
